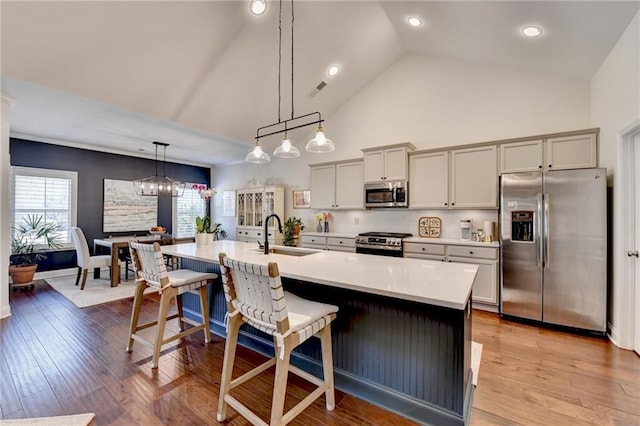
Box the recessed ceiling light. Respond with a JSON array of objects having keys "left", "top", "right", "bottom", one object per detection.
[
  {"left": 522, "top": 25, "right": 542, "bottom": 37},
  {"left": 407, "top": 16, "right": 423, "bottom": 28},
  {"left": 250, "top": 0, "right": 267, "bottom": 16},
  {"left": 327, "top": 65, "right": 340, "bottom": 77}
]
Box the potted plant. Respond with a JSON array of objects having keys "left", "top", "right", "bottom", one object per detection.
[
  {"left": 10, "top": 214, "right": 63, "bottom": 286},
  {"left": 195, "top": 216, "right": 227, "bottom": 246},
  {"left": 283, "top": 217, "right": 303, "bottom": 247}
]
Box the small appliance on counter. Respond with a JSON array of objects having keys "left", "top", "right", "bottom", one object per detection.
[{"left": 460, "top": 219, "right": 471, "bottom": 241}]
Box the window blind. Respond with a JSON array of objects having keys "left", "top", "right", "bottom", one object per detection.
[{"left": 175, "top": 185, "right": 206, "bottom": 235}]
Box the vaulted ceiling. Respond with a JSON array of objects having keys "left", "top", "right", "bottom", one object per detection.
[{"left": 2, "top": 1, "right": 638, "bottom": 165}]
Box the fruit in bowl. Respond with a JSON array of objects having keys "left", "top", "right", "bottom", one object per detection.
[{"left": 150, "top": 226, "right": 166, "bottom": 234}]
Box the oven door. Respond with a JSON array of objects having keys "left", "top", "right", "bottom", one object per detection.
[{"left": 355, "top": 245, "right": 404, "bottom": 257}]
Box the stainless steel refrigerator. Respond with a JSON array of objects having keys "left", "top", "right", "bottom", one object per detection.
[{"left": 500, "top": 168, "right": 607, "bottom": 333}]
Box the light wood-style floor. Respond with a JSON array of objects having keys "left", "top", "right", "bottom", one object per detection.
[{"left": 1, "top": 280, "right": 639, "bottom": 425}]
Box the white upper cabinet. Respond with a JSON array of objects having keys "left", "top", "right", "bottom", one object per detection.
[
  {"left": 310, "top": 160, "right": 363, "bottom": 210},
  {"left": 335, "top": 161, "right": 364, "bottom": 210},
  {"left": 310, "top": 164, "right": 336, "bottom": 210},
  {"left": 362, "top": 143, "right": 415, "bottom": 182},
  {"left": 546, "top": 133, "right": 597, "bottom": 170},
  {"left": 500, "top": 132, "right": 597, "bottom": 173},
  {"left": 500, "top": 139, "right": 544, "bottom": 173},
  {"left": 409, "top": 151, "right": 449, "bottom": 209},
  {"left": 450, "top": 145, "right": 498, "bottom": 208}
]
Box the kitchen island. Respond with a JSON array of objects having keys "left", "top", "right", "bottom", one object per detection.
[{"left": 162, "top": 240, "right": 478, "bottom": 426}]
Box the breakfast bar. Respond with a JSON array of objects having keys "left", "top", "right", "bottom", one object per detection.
[{"left": 162, "top": 240, "right": 478, "bottom": 426}]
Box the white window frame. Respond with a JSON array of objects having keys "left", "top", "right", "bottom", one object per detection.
[
  {"left": 172, "top": 183, "right": 207, "bottom": 237},
  {"left": 10, "top": 166, "right": 78, "bottom": 250}
]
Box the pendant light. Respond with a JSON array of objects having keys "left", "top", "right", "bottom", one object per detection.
[
  {"left": 245, "top": 140, "right": 271, "bottom": 163},
  {"left": 248, "top": 0, "right": 334, "bottom": 163},
  {"left": 133, "top": 141, "right": 186, "bottom": 197}
]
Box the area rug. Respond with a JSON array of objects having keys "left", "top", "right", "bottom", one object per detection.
[
  {"left": 0, "top": 413, "right": 95, "bottom": 425},
  {"left": 46, "top": 274, "right": 144, "bottom": 308},
  {"left": 471, "top": 341, "right": 483, "bottom": 387}
]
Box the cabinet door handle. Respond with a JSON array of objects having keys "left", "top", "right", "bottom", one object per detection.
[
  {"left": 444, "top": 203, "right": 448, "bottom": 206},
  {"left": 339, "top": 241, "right": 343, "bottom": 244},
  {"left": 538, "top": 165, "right": 543, "bottom": 169},
  {"left": 421, "top": 247, "right": 426, "bottom": 251},
  {"left": 548, "top": 164, "right": 552, "bottom": 168},
  {"left": 469, "top": 251, "right": 474, "bottom": 254},
  {"left": 448, "top": 260, "right": 452, "bottom": 262},
  {"left": 451, "top": 203, "right": 455, "bottom": 206}
]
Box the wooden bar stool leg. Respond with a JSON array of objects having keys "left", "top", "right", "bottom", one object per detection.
[
  {"left": 80, "top": 269, "right": 89, "bottom": 290},
  {"left": 75, "top": 266, "right": 82, "bottom": 286},
  {"left": 270, "top": 346, "right": 292, "bottom": 426},
  {"left": 152, "top": 289, "right": 174, "bottom": 369},
  {"left": 126, "top": 281, "right": 147, "bottom": 352},
  {"left": 217, "top": 314, "right": 242, "bottom": 422},
  {"left": 199, "top": 286, "right": 211, "bottom": 343},
  {"left": 176, "top": 294, "right": 185, "bottom": 332},
  {"left": 320, "top": 325, "right": 336, "bottom": 410}
]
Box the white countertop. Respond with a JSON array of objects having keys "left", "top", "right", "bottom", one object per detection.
[
  {"left": 162, "top": 240, "right": 477, "bottom": 310},
  {"left": 300, "top": 232, "right": 356, "bottom": 239},
  {"left": 404, "top": 237, "right": 500, "bottom": 248}
]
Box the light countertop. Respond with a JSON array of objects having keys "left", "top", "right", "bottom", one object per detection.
[
  {"left": 300, "top": 232, "right": 356, "bottom": 239},
  {"left": 404, "top": 237, "right": 500, "bottom": 248},
  {"left": 162, "top": 240, "right": 477, "bottom": 310}
]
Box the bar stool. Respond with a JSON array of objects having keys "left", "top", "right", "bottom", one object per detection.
[
  {"left": 217, "top": 252, "right": 338, "bottom": 426},
  {"left": 127, "top": 241, "right": 216, "bottom": 369}
]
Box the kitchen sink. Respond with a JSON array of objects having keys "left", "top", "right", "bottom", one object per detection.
[{"left": 250, "top": 246, "right": 318, "bottom": 256}]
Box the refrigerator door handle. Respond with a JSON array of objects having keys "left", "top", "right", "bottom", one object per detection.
[
  {"left": 536, "top": 193, "right": 543, "bottom": 267},
  {"left": 544, "top": 192, "right": 550, "bottom": 269}
]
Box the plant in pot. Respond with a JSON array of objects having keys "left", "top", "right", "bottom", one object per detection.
[
  {"left": 195, "top": 216, "right": 228, "bottom": 245},
  {"left": 282, "top": 217, "right": 303, "bottom": 247},
  {"left": 10, "top": 214, "right": 63, "bottom": 286}
]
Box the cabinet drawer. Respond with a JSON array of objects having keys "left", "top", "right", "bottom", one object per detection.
[
  {"left": 405, "top": 253, "right": 445, "bottom": 261},
  {"left": 300, "top": 235, "right": 327, "bottom": 245},
  {"left": 404, "top": 243, "right": 445, "bottom": 256},
  {"left": 447, "top": 245, "right": 497, "bottom": 260},
  {"left": 327, "top": 237, "right": 355, "bottom": 248}
]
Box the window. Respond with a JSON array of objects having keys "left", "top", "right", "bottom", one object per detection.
[
  {"left": 173, "top": 183, "right": 207, "bottom": 236},
  {"left": 11, "top": 167, "right": 78, "bottom": 248}
]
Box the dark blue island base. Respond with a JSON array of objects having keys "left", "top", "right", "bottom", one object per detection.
[{"left": 180, "top": 260, "right": 473, "bottom": 426}]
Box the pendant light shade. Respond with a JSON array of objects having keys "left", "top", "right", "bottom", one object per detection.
[
  {"left": 133, "top": 142, "right": 185, "bottom": 197},
  {"left": 273, "top": 132, "right": 300, "bottom": 158},
  {"left": 306, "top": 125, "right": 335, "bottom": 153},
  {"left": 245, "top": 141, "right": 271, "bottom": 163}
]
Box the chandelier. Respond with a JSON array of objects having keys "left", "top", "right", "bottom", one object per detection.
[
  {"left": 246, "top": 0, "right": 335, "bottom": 164},
  {"left": 133, "top": 141, "right": 186, "bottom": 197}
]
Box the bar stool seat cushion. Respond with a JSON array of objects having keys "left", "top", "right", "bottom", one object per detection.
[
  {"left": 238, "top": 291, "right": 337, "bottom": 336},
  {"left": 166, "top": 269, "right": 218, "bottom": 290}
]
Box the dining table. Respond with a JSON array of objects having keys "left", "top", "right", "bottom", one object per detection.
[{"left": 93, "top": 234, "right": 170, "bottom": 287}]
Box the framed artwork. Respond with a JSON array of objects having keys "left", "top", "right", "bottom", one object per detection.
[
  {"left": 103, "top": 179, "right": 158, "bottom": 232},
  {"left": 418, "top": 216, "right": 442, "bottom": 238},
  {"left": 293, "top": 189, "right": 311, "bottom": 209}
]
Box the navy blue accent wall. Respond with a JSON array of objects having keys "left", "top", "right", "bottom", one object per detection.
[{"left": 10, "top": 138, "right": 210, "bottom": 271}]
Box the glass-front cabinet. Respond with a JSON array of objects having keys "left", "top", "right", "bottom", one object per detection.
[{"left": 236, "top": 186, "right": 284, "bottom": 244}]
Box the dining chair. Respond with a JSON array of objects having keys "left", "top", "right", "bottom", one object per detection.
[
  {"left": 127, "top": 241, "right": 216, "bottom": 369},
  {"left": 70, "top": 227, "right": 112, "bottom": 290},
  {"left": 217, "top": 252, "right": 338, "bottom": 425}
]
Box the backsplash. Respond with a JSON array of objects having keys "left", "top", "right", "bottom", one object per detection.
[{"left": 301, "top": 209, "right": 499, "bottom": 240}]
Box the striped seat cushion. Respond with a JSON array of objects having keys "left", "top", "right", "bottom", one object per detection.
[{"left": 239, "top": 291, "right": 337, "bottom": 336}]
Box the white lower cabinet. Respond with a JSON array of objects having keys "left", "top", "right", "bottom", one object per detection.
[
  {"left": 236, "top": 227, "right": 282, "bottom": 245},
  {"left": 300, "top": 235, "right": 355, "bottom": 252},
  {"left": 404, "top": 242, "right": 499, "bottom": 311}
]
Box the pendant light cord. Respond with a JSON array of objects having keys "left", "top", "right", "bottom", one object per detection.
[
  {"left": 277, "top": 0, "right": 282, "bottom": 123},
  {"left": 291, "top": 0, "right": 294, "bottom": 120}
]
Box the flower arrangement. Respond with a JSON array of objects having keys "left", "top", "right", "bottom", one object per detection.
[
  {"left": 191, "top": 184, "right": 216, "bottom": 200},
  {"left": 315, "top": 212, "right": 332, "bottom": 232}
]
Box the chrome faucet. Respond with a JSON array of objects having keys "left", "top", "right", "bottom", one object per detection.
[{"left": 264, "top": 214, "right": 283, "bottom": 254}]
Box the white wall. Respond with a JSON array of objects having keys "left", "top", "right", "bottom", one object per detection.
[
  {"left": 212, "top": 53, "right": 591, "bottom": 239},
  {"left": 590, "top": 10, "right": 640, "bottom": 347},
  {"left": 1, "top": 93, "right": 14, "bottom": 319}
]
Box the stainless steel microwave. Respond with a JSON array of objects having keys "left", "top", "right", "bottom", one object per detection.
[{"left": 364, "top": 181, "right": 408, "bottom": 208}]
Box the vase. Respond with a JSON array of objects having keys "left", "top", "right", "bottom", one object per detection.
[
  {"left": 195, "top": 233, "right": 209, "bottom": 247},
  {"left": 316, "top": 222, "right": 322, "bottom": 232},
  {"left": 324, "top": 221, "right": 329, "bottom": 233}
]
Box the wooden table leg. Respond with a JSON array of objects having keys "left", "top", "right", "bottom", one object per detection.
[{"left": 111, "top": 244, "right": 121, "bottom": 287}]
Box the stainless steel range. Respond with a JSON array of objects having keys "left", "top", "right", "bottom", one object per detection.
[{"left": 355, "top": 232, "right": 412, "bottom": 257}]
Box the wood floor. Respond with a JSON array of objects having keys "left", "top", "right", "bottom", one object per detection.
[{"left": 1, "top": 280, "right": 639, "bottom": 425}]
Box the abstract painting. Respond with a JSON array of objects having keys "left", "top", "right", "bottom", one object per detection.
[{"left": 103, "top": 179, "right": 157, "bottom": 232}]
